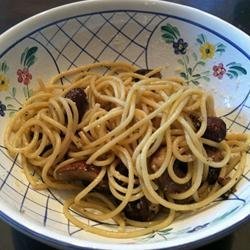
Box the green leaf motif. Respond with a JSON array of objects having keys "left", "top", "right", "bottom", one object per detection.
[
  {"left": 215, "top": 43, "right": 226, "bottom": 55},
  {"left": 28, "top": 88, "right": 33, "bottom": 98},
  {"left": 0, "top": 61, "right": 9, "bottom": 73},
  {"left": 201, "top": 34, "right": 207, "bottom": 43},
  {"left": 196, "top": 34, "right": 207, "bottom": 44},
  {"left": 22, "top": 87, "right": 33, "bottom": 99},
  {"left": 161, "top": 24, "right": 178, "bottom": 38},
  {"left": 161, "top": 23, "right": 180, "bottom": 44},
  {"left": 202, "top": 76, "right": 210, "bottom": 82},
  {"left": 12, "top": 87, "right": 16, "bottom": 97},
  {"left": 180, "top": 72, "right": 188, "bottom": 79},
  {"left": 216, "top": 43, "right": 226, "bottom": 48},
  {"left": 192, "top": 74, "right": 201, "bottom": 78},
  {"left": 192, "top": 61, "right": 206, "bottom": 73},
  {"left": 227, "top": 69, "right": 238, "bottom": 78},
  {"left": 226, "top": 62, "right": 238, "bottom": 67},
  {"left": 224, "top": 62, "right": 247, "bottom": 79},
  {"left": 23, "top": 46, "right": 38, "bottom": 68},
  {"left": 26, "top": 55, "right": 37, "bottom": 68},
  {"left": 177, "top": 58, "right": 184, "bottom": 65},
  {"left": 191, "top": 80, "right": 200, "bottom": 85},
  {"left": 187, "top": 67, "right": 192, "bottom": 75},
  {"left": 201, "top": 70, "right": 210, "bottom": 75},
  {"left": 192, "top": 52, "right": 198, "bottom": 61},
  {"left": 23, "top": 86, "right": 28, "bottom": 98},
  {"left": 5, "top": 96, "right": 12, "bottom": 101},
  {"left": 21, "top": 47, "right": 29, "bottom": 65},
  {"left": 216, "top": 43, "right": 226, "bottom": 53},
  {"left": 196, "top": 37, "right": 203, "bottom": 44},
  {"left": 172, "top": 26, "right": 180, "bottom": 37},
  {"left": 226, "top": 73, "right": 234, "bottom": 79},
  {"left": 217, "top": 43, "right": 226, "bottom": 48},
  {"left": 7, "top": 104, "right": 14, "bottom": 108},
  {"left": 185, "top": 55, "right": 190, "bottom": 64},
  {"left": 216, "top": 48, "right": 225, "bottom": 52},
  {"left": 161, "top": 33, "right": 175, "bottom": 43},
  {"left": 195, "top": 61, "right": 206, "bottom": 67},
  {"left": 228, "top": 65, "right": 247, "bottom": 75}
]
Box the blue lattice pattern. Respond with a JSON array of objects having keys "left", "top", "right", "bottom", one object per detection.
[
  {"left": 31, "top": 12, "right": 166, "bottom": 72},
  {"left": 0, "top": 10, "right": 249, "bottom": 243}
]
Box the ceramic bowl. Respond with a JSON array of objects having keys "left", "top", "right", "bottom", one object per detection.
[{"left": 0, "top": 0, "right": 249, "bottom": 249}]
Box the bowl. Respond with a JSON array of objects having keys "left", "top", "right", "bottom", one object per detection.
[{"left": 0, "top": 0, "right": 249, "bottom": 249}]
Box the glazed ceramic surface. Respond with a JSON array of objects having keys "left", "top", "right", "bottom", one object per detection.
[{"left": 0, "top": 0, "right": 249, "bottom": 249}]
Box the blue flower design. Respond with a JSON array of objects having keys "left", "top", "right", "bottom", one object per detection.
[
  {"left": 0, "top": 101, "right": 6, "bottom": 116},
  {"left": 161, "top": 24, "right": 188, "bottom": 55},
  {"left": 173, "top": 38, "right": 188, "bottom": 55}
]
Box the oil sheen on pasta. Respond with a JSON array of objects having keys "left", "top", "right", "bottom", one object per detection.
[{"left": 4, "top": 61, "right": 249, "bottom": 238}]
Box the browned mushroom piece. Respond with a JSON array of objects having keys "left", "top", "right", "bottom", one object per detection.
[
  {"left": 134, "top": 69, "right": 162, "bottom": 82},
  {"left": 54, "top": 160, "right": 108, "bottom": 190},
  {"left": 190, "top": 114, "right": 201, "bottom": 130},
  {"left": 40, "top": 144, "right": 52, "bottom": 156},
  {"left": 218, "top": 176, "right": 231, "bottom": 186},
  {"left": 217, "top": 177, "right": 233, "bottom": 199},
  {"left": 150, "top": 147, "right": 190, "bottom": 195},
  {"left": 65, "top": 88, "right": 88, "bottom": 121},
  {"left": 116, "top": 162, "right": 128, "bottom": 177},
  {"left": 206, "top": 146, "right": 224, "bottom": 162},
  {"left": 207, "top": 167, "right": 221, "bottom": 185},
  {"left": 55, "top": 160, "right": 100, "bottom": 182},
  {"left": 157, "top": 160, "right": 190, "bottom": 195},
  {"left": 152, "top": 117, "right": 162, "bottom": 129},
  {"left": 191, "top": 115, "right": 227, "bottom": 142},
  {"left": 124, "top": 197, "right": 160, "bottom": 221},
  {"left": 203, "top": 117, "right": 226, "bottom": 142},
  {"left": 205, "top": 146, "right": 224, "bottom": 185}
]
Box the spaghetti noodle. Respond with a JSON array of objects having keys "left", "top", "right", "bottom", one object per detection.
[{"left": 4, "top": 61, "right": 249, "bottom": 238}]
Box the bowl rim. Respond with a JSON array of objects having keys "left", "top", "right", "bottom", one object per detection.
[
  {"left": 0, "top": 0, "right": 250, "bottom": 59},
  {"left": 0, "top": 0, "right": 249, "bottom": 249},
  {"left": 0, "top": 210, "right": 249, "bottom": 250}
]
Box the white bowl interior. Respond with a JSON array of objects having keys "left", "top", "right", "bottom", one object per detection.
[{"left": 0, "top": 1, "right": 249, "bottom": 249}]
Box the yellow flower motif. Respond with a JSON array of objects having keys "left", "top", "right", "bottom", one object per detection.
[
  {"left": 0, "top": 73, "right": 9, "bottom": 92},
  {"left": 200, "top": 42, "right": 215, "bottom": 60}
]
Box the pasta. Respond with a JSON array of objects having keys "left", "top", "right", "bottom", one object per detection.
[{"left": 4, "top": 61, "right": 249, "bottom": 238}]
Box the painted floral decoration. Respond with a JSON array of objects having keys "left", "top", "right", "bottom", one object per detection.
[
  {"left": 0, "top": 47, "right": 38, "bottom": 119},
  {"left": 212, "top": 62, "right": 247, "bottom": 80},
  {"left": 173, "top": 38, "right": 188, "bottom": 55},
  {"left": 200, "top": 43, "right": 215, "bottom": 60},
  {"left": 17, "top": 68, "right": 32, "bottom": 85},
  {"left": 0, "top": 101, "right": 6, "bottom": 117},
  {"left": 224, "top": 62, "right": 247, "bottom": 79},
  {"left": 0, "top": 74, "right": 9, "bottom": 91},
  {"left": 161, "top": 23, "right": 188, "bottom": 55},
  {"left": 17, "top": 46, "right": 38, "bottom": 85},
  {"left": 196, "top": 34, "right": 226, "bottom": 60},
  {"left": 213, "top": 63, "right": 226, "bottom": 79},
  {"left": 0, "top": 61, "right": 10, "bottom": 92},
  {"left": 161, "top": 24, "right": 247, "bottom": 84},
  {"left": 177, "top": 53, "right": 210, "bottom": 85}
]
